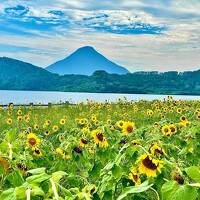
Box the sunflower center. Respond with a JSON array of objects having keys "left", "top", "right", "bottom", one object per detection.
[
  {"left": 81, "top": 138, "right": 88, "bottom": 144},
  {"left": 142, "top": 156, "right": 157, "bottom": 170},
  {"left": 164, "top": 128, "right": 169, "bottom": 133},
  {"left": 155, "top": 148, "right": 163, "bottom": 155},
  {"left": 126, "top": 125, "right": 133, "bottom": 133},
  {"left": 28, "top": 138, "right": 36, "bottom": 146},
  {"left": 97, "top": 133, "right": 104, "bottom": 141},
  {"left": 170, "top": 127, "right": 175, "bottom": 132},
  {"left": 132, "top": 173, "right": 139, "bottom": 182},
  {"left": 34, "top": 149, "right": 41, "bottom": 154}
]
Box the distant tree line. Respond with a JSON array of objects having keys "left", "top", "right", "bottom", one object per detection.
[{"left": 0, "top": 57, "right": 200, "bottom": 95}]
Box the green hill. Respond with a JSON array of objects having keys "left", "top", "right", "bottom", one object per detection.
[{"left": 1, "top": 57, "right": 200, "bottom": 95}]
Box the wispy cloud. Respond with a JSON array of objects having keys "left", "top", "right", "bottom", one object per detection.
[{"left": 0, "top": 0, "right": 199, "bottom": 72}]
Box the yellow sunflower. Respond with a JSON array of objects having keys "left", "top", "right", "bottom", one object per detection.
[
  {"left": 179, "top": 120, "right": 190, "bottom": 127},
  {"left": 32, "top": 147, "right": 42, "bottom": 157},
  {"left": 180, "top": 116, "right": 187, "bottom": 122},
  {"left": 17, "top": 109, "right": 22, "bottom": 116},
  {"left": 91, "top": 129, "right": 108, "bottom": 148},
  {"left": 169, "top": 124, "right": 177, "bottom": 134},
  {"left": 116, "top": 120, "right": 125, "bottom": 129},
  {"left": 6, "top": 118, "right": 12, "bottom": 125},
  {"left": 137, "top": 154, "right": 163, "bottom": 177},
  {"left": 60, "top": 118, "right": 66, "bottom": 125},
  {"left": 149, "top": 143, "right": 166, "bottom": 157},
  {"left": 176, "top": 108, "right": 182, "bottom": 113},
  {"left": 80, "top": 138, "right": 88, "bottom": 147},
  {"left": 17, "top": 116, "right": 23, "bottom": 122},
  {"left": 52, "top": 125, "right": 59, "bottom": 132},
  {"left": 129, "top": 167, "right": 141, "bottom": 186},
  {"left": 122, "top": 121, "right": 135, "bottom": 135},
  {"left": 33, "top": 124, "right": 39, "bottom": 130},
  {"left": 147, "top": 109, "right": 153, "bottom": 116},
  {"left": 26, "top": 133, "right": 40, "bottom": 147},
  {"left": 161, "top": 125, "right": 172, "bottom": 136}
]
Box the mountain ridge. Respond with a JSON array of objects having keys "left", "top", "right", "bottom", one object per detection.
[
  {"left": 1, "top": 56, "right": 200, "bottom": 95},
  {"left": 46, "top": 46, "right": 129, "bottom": 75}
]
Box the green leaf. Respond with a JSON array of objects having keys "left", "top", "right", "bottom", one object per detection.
[
  {"left": 0, "top": 188, "right": 15, "bottom": 200},
  {"left": 117, "top": 181, "right": 153, "bottom": 200},
  {"left": 90, "top": 162, "right": 101, "bottom": 179},
  {"left": 31, "top": 185, "right": 45, "bottom": 197},
  {"left": 112, "top": 164, "right": 122, "bottom": 179},
  {"left": 26, "top": 173, "right": 51, "bottom": 184},
  {"left": 6, "top": 170, "right": 24, "bottom": 187},
  {"left": 161, "top": 181, "right": 179, "bottom": 200},
  {"left": 52, "top": 171, "right": 67, "bottom": 183},
  {"left": 28, "top": 167, "right": 46, "bottom": 175},
  {"left": 185, "top": 166, "right": 200, "bottom": 183},
  {"left": 5, "top": 129, "right": 17, "bottom": 143},
  {"left": 15, "top": 186, "right": 26, "bottom": 199},
  {"left": 161, "top": 181, "right": 198, "bottom": 200}
]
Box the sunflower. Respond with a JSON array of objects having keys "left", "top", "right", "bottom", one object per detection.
[
  {"left": 176, "top": 108, "right": 182, "bottom": 113},
  {"left": 17, "top": 116, "right": 23, "bottom": 122},
  {"left": 33, "top": 147, "right": 42, "bottom": 157},
  {"left": 91, "top": 129, "right": 108, "bottom": 148},
  {"left": 91, "top": 115, "right": 97, "bottom": 122},
  {"left": 26, "top": 133, "right": 40, "bottom": 147},
  {"left": 45, "top": 120, "right": 51, "bottom": 126},
  {"left": 179, "top": 120, "right": 190, "bottom": 127},
  {"left": 196, "top": 114, "right": 200, "bottom": 119},
  {"left": 44, "top": 130, "right": 50, "bottom": 136},
  {"left": 147, "top": 109, "right": 153, "bottom": 116},
  {"left": 116, "top": 120, "right": 125, "bottom": 129},
  {"left": 56, "top": 147, "right": 65, "bottom": 158},
  {"left": 161, "top": 125, "right": 172, "bottom": 136},
  {"left": 122, "top": 121, "right": 135, "bottom": 135},
  {"left": 33, "top": 124, "right": 39, "bottom": 130},
  {"left": 137, "top": 154, "right": 163, "bottom": 177},
  {"left": 60, "top": 118, "right": 66, "bottom": 125},
  {"left": 80, "top": 138, "right": 88, "bottom": 147},
  {"left": 129, "top": 167, "right": 141, "bottom": 186},
  {"left": 149, "top": 143, "right": 166, "bottom": 157},
  {"left": 52, "top": 125, "right": 59, "bottom": 132},
  {"left": 195, "top": 108, "right": 200, "bottom": 113},
  {"left": 109, "top": 125, "right": 115, "bottom": 131},
  {"left": 6, "top": 118, "right": 12, "bottom": 125},
  {"left": 169, "top": 124, "right": 177, "bottom": 134},
  {"left": 180, "top": 116, "right": 187, "bottom": 122},
  {"left": 153, "top": 122, "right": 159, "bottom": 128},
  {"left": 79, "top": 118, "right": 86, "bottom": 125},
  {"left": 131, "top": 139, "right": 141, "bottom": 146},
  {"left": 17, "top": 109, "right": 22, "bottom": 116},
  {"left": 94, "top": 120, "right": 100, "bottom": 126},
  {"left": 59, "top": 135, "right": 65, "bottom": 142}
]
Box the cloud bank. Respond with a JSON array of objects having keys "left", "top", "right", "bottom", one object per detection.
[{"left": 0, "top": 0, "right": 199, "bottom": 72}]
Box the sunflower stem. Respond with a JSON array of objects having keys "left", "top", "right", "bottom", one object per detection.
[
  {"left": 150, "top": 187, "right": 160, "bottom": 200},
  {"left": 26, "top": 188, "right": 31, "bottom": 200},
  {"left": 138, "top": 145, "right": 149, "bottom": 154},
  {"left": 50, "top": 178, "right": 59, "bottom": 200},
  {"left": 187, "top": 183, "right": 200, "bottom": 188},
  {"left": 8, "top": 143, "right": 13, "bottom": 160}
]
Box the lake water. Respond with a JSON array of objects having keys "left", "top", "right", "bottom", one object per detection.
[{"left": 0, "top": 90, "right": 200, "bottom": 105}]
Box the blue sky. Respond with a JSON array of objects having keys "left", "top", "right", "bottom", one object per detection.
[{"left": 0, "top": 0, "right": 200, "bottom": 72}]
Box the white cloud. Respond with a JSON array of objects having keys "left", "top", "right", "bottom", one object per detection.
[{"left": 0, "top": 0, "right": 200, "bottom": 72}]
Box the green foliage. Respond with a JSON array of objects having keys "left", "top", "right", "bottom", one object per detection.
[
  {"left": 0, "top": 98, "right": 200, "bottom": 199},
  {"left": 1, "top": 57, "right": 200, "bottom": 94},
  {"left": 161, "top": 181, "right": 198, "bottom": 200}
]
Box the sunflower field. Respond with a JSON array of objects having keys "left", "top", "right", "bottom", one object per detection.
[{"left": 0, "top": 96, "right": 200, "bottom": 200}]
